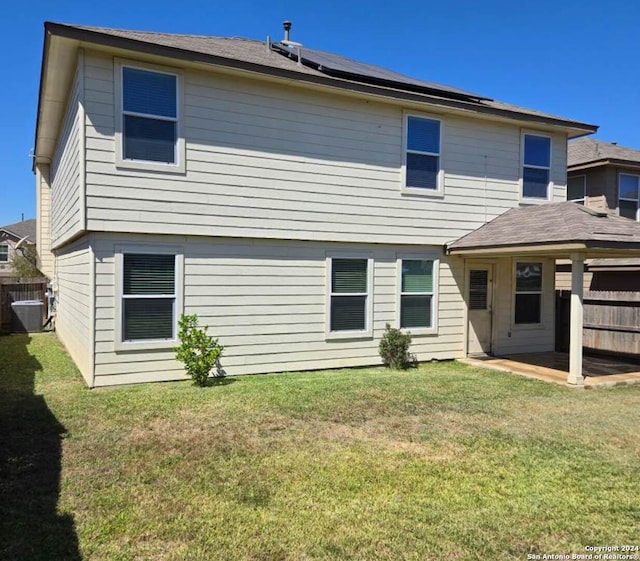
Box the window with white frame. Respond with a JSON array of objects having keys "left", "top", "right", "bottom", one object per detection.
[
  {"left": 404, "top": 115, "right": 441, "bottom": 191},
  {"left": 121, "top": 66, "right": 178, "bottom": 164},
  {"left": 567, "top": 175, "right": 586, "bottom": 205},
  {"left": 619, "top": 174, "right": 640, "bottom": 220},
  {"left": 121, "top": 253, "right": 177, "bottom": 342},
  {"left": 0, "top": 244, "right": 8, "bottom": 262},
  {"left": 514, "top": 262, "right": 542, "bottom": 324},
  {"left": 399, "top": 259, "right": 436, "bottom": 329},
  {"left": 329, "top": 258, "right": 370, "bottom": 333},
  {"left": 522, "top": 134, "right": 551, "bottom": 200}
]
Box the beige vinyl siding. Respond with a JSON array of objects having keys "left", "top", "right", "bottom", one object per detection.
[
  {"left": 91, "top": 233, "right": 464, "bottom": 387},
  {"left": 83, "top": 51, "right": 567, "bottom": 247},
  {"left": 492, "top": 256, "right": 556, "bottom": 355},
  {"left": 0, "top": 236, "right": 16, "bottom": 276},
  {"left": 550, "top": 136, "right": 568, "bottom": 201},
  {"left": 54, "top": 235, "right": 93, "bottom": 385},
  {"left": 555, "top": 260, "right": 592, "bottom": 292},
  {"left": 36, "top": 165, "right": 54, "bottom": 278},
  {"left": 51, "top": 61, "right": 84, "bottom": 248}
]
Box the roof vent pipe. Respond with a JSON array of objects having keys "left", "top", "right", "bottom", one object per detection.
[{"left": 283, "top": 21, "right": 292, "bottom": 42}]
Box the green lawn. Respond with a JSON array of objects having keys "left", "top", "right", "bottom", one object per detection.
[{"left": 1, "top": 333, "right": 639, "bottom": 561}]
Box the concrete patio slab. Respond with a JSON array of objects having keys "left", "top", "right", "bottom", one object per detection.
[{"left": 460, "top": 352, "right": 640, "bottom": 389}]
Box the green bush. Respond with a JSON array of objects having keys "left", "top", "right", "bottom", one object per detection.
[
  {"left": 175, "top": 314, "right": 225, "bottom": 387},
  {"left": 378, "top": 323, "right": 413, "bottom": 369}
]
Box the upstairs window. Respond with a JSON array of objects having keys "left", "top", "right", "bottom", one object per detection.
[
  {"left": 567, "top": 175, "right": 586, "bottom": 205},
  {"left": 404, "top": 115, "right": 441, "bottom": 192},
  {"left": 522, "top": 134, "right": 551, "bottom": 200},
  {"left": 619, "top": 174, "right": 640, "bottom": 220},
  {"left": 514, "top": 262, "right": 542, "bottom": 324},
  {"left": 121, "top": 66, "right": 178, "bottom": 165},
  {"left": 0, "top": 244, "right": 8, "bottom": 262}
]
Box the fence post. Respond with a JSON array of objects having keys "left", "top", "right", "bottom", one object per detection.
[
  {"left": 41, "top": 282, "right": 47, "bottom": 325},
  {"left": 0, "top": 284, "right": 5, "bottom": 334}
]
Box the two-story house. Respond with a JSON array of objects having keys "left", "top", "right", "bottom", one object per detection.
[
  {"left": 567, "top": 138, "right": 640, "bottom": 216},
  {"left": 36, "top": 22, "right": 616, "bottom": 388}
]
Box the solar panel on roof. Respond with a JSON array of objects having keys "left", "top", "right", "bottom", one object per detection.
[{"left": 271, "top": 43, "right": 491, "bottom": 102}]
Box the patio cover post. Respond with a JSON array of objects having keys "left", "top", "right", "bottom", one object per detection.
[{"left": 568, "top": 252, "right": 585, "bottom": 385}]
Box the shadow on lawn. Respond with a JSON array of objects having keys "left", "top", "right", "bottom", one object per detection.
[
  {"left": 206, "top": 376, "right": 236, "bottom": 387},
  {"left": 0, "top": 334, "right": 82, "bottom": 561}
]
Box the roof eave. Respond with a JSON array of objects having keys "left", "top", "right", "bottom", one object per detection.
[
  {"left": 447, "top": 239, "right": 640, "bottom": 256},
  {"left": 568, "top": 158, "right": 640, "bottom": 172},
  {"left": 446, "top": 242, "right": 588, "bottom": 256},
  {"left": 34, "top": 23, "right": 83, "bottom": 170},
  {"left": 0, "top": 228, "right": 20, "bottom": 241},
  {"left": 32, "top": 24, "right": 51, "bottom": 172}
]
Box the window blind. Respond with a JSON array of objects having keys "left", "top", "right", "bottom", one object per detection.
[{"left": 124, "top": 254, "right": 175, "bottom": 295}]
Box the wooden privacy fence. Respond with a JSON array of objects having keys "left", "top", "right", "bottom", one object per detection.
[
  {"left": 0, "top": 278, "right": 48, "bottom": 334},
  {"left": 556, "top": 290, "right": 640, "bottom": 357}
]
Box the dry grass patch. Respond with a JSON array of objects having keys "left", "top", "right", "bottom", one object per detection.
[{"left": 2, "top": 334, "right": 640, "bottom": 561}]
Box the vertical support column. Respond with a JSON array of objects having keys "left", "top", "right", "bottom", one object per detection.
[{"left": 568, "top": 252, "right": 585, "bottom": 385}]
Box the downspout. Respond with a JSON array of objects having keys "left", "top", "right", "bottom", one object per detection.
[{"left": 78, "top": 49, "right": 95, "bottom": 388}]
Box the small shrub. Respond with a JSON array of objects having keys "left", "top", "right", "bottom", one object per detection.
[
  {"left": 378, "top": 323, "right": 413, "bottom": 370},
  {"left": 175, "top": 314, "right": 224, "bottom": 387}
]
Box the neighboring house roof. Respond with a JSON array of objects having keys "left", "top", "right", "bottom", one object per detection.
[
  {"left": 0, "top": 219, "right": 36, "bottom": 243},
  {"left": 568, "top": 138, "right": 640, "bottom": 169},
  {"left": 34, "top": 22, "right": 597, "bottom": 164},
  {"left": 447, "top": 202, "right": 640, "bottom": 253}
]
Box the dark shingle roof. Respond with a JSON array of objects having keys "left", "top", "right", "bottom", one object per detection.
[
  {"left": 447, "top": 202, "right": 640, "bottom": 251},
  {"left": 73, "top": 25, "right": 328, "bottom": 76},
  {"left": 568, "top": 138, "right": 640, "bottom": 167},
  {"left": 0, "top": 219, "right": 36, "bottom": 242},
  {"left": 50, "top": 23, "right": 597, "bottom": 132}
]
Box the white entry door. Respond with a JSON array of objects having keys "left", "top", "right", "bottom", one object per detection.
[{"left": 467, "top": 265, "right": 494, "bottom": 356}]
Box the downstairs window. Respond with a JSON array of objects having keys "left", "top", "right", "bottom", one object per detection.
[
  {"left": 121, "top": 253, "right": 177, "bottom": 342},
  {"left": 328, "top": 257, "right": 371, "bottom": 334},
  {"left": 399, "top": 259, "right": 435, "bottom": 329},
  {"left": 515, "top": 262, "right": 542, "bottom": 324}
]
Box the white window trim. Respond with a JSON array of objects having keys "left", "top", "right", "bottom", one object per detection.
[
  {"left": 114, "top": 58, "right": 186, "bottom": 174},
  {"left": 0, "top": 244, "right": 8, "bottom": 262},
  {"left": 567, "top": 174, "right": 586, "bottom": 204},
  {"left": 618, "top": 173, "right": 640, "bottom": 221},
  {"left": 114, "top": 243, "right": 184, "bottom": 352},
  {"left": 396, "top": 252, "right": 439, "bottom": 336},
  {"left": 401, "top": 111, "right": 444, "bottom": 198},
  {"left": 325, "top": 252, "right": 374, "bottom": 340},
  {"left": 512, "top": 259, "right": 544, "bottom": 329},
  {"left": 520, "top": 130, "right": 553, "bottom": 204}
]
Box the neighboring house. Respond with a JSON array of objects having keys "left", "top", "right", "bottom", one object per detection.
[
  {"left": 0, "top": 219, "right": 36, "bottom": 277},
  {"left": 559, "top": 139, "right": 640, "bottom": 289},
  {"left": 567, "top": 138, "right": 640, "bottom": 215},
  {"left": 557, "top": 139, "right": 640, "bottom": 357},
  {"left": 36, "top": 22, "right": 612, "bottom": 388}
]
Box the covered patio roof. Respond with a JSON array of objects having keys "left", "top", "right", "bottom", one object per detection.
[
  {"left": 446, "top": 201, "right": 640, "bottom": 257},
  {"left": 445, "top": 201, "right": 640, "bottom": 387}
]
